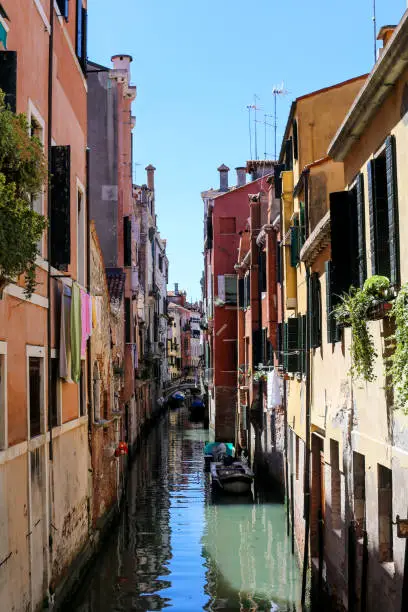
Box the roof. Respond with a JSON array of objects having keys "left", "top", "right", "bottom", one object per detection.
[
  {"left": 329, "top": 11, "right": 408, "bottom": 161},
  {"left": 106, "top": 268, "right": 126, "bottom": 302},
  {"left": 279, "top": 74, "right": 368, "bottom": 162}
]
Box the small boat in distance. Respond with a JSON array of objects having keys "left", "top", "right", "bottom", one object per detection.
[
  {"left": 168, "top": 391, "right": 185, "bottom": 410},
  {"left": 204, "top": 442, "right": 235, "bottom": 471},
  {"left": 210, "top": 460, "right": 254, "bottom": 495}
]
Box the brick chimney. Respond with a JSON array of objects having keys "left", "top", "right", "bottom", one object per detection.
[
  {"left": 377, "top": 25, "right": 397, "bottom": 57},
  {"left": 111, "top": 54, "right": 133, "bottom": 78},
  {"left": 217, "top": 164, "right": 230, "bottom": 192},
  {"left": 236, "top": 167, "right": 246, "bottom": 187},
  {"left": 145, "top": 164, "right": 156, "bottom": 191}
]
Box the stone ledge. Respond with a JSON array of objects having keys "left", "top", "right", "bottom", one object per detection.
[{"left": 300, "top": 211, "right": 330, "bottom": 266}]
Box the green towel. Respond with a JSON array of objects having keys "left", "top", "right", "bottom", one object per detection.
[{"left": 71, "top": 282, "right": 82, "bottom": 384}]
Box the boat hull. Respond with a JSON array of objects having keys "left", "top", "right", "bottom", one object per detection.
[{"left": 210, "top": 462, "right": 254, "bottom": 495}]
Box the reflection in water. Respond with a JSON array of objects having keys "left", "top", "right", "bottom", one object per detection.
[{"left": 69, "top": 408, "right": 302, "bottom": 611}]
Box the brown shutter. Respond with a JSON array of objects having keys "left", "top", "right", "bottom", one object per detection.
[{"left": 50, "top": 145, "right": 71, "bottom": 269}]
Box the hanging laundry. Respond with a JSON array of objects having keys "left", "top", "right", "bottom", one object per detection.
[
  {"left": 80, "top": 290, "right": 92, "bottom": 358},
  {"left": 267, "top": 369, "right": 282, "bottom": 410},
  {"left": 71, "top": 282, "right": 82, "bottom": 383},
  {"left": 59, "top": 286, "right": 72, "bottom": 382}
]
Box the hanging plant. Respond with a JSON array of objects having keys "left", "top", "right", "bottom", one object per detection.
[
  {"left": 333, "top": 286, "right": 377, "bottom": 382},
  {"left": 388, "top": 283, "right": 408, "bottom": 413}
]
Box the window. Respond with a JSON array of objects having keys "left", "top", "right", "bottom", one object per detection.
[
  {"left": 219, "top": 217, "right": 236, "bottom": 234},
  {"left": 309, "top": 273, "right": 321, "bottom": 349},
  {"left": 244, "top": 273, "right": 250, "bottom": 309},
  {"left": 50, "top": 145, "right": 71, "bottom": 270},
  {"left": 325, "top": 261, "right": 341, "bottom": 344},
  {"left": 0, "top": 50, "right": 17, "bottom": 112},
  {"left": 290, "top": 223, "right": 299, "bottom": 268},
  {"left": 125, "top": 298, "right": 131, "bottom": 343},
  {"left": 50, "top": 357, "right": 59, "bottom": 428},
  {"left": 224, "top": 275, "right": 237, "bottom": 305},
  {"left": 368, "top": 136, "right": 400, "bottom": 286},
  {"left": 124, "top": 216, "right": 132, "bottom": 267},
  {"left": 330, "top": 440, "right": 341, "bottom": 530},
  {"left": 292, "top": 120, "right": 298, "bottom": 161},
  {"left": 56, "top": 0, "right": 69, "bottom": 19},
  {"left": 285, "top": 137, "right": 293, "bottom": 171},
  {"left": 76, "top": 0, "right": 87, "bottom": 71},
  {"left": 79, "top": 361, "right": 86, "bottom": 417},
  {"left": 29, "top": 105, "right": 45, "bottom": 256},
  {"left": 353, "top": 452, "right": 366, "bottom": 538},
  {"left": 28, "top": 349, "right": 44, "bottom": 438},
  {"left": 77, "top": 185, "right": 86, "bottom": 285},
  {"left": 0, "top": 343, "right": 7, "bottom": 450},
  {"left": 378, "top": 464, "right": 393, "bottom": 562},
  {"left": 286, "top": 317, "right": 299, "bottom": 373}
]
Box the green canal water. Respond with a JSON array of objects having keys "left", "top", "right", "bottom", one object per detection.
[{"left": 70, "top": 408, "right": 303, "bottom": 611}]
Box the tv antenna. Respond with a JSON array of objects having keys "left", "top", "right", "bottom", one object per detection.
[
  {"left": 263, "top": 114, "right": 274, "bottom": 159},
  {"left": 372, "top": 0, "right": 377, "bottom": 63},
  {"left": 246, "top": 94, "right": 262, "bottom": 160},
  {"left": 272, "top": 84, "right": 290, "bottom": 161}
]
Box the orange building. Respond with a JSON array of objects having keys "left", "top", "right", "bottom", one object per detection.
[{"left": 0, "top": 2, "right": 90, "bottom": 609}]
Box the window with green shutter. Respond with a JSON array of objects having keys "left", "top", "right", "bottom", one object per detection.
[
  {"left": 355, "top": 173, "right": 367, "bottom": 288},
  {"left": 290, "top": 226, "right": 300, "bottom": 267},
  {"left": 309, "top": 273, "right": 321, "bottom": 349},
  {"left": 367, "top": 150, "right": 391, "bottom": 280},
  {"left": 283, "top": 322, "right": 288, "bottom": 371},
  {"left": 385, "top": 135, "right": 400, "bottom": 287},
  {"left": 330, "top": 190, "right": 359, "bottom": 296},
  {"left": 287, "top": 317, "right": 299, "bottom": 373},
  {"left": 278, "top": 322, "right": 283, "bottom": 367},
  {"left": 299, "top": 203, "right": 306, "bottom": 249},
  {"left": 325, "top": 261, "right": 341, "bottom": 344},
  {"left": 301, "top": 314, "right": 307, "bottom": 374}
]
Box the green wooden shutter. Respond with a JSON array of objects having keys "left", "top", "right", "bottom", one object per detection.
[
  {"left": 356, "top": 173, "right": 367, "bottom": 288},
  {"left": 325, "top": 261, "right": 341, "bottom": 344},
  {"left": 283, "top": 322, "right": 288, "bottom": 371},
  {"left": 302, "top": 314, "right": 307, "bottom": 374},
  {"left": 278, "top": 322, "right": 283, "bottom": 366},
  {"left": 385, "top": 135, "right": 400, "bottom": 286},
  {"left": 287, "top": 318, "right": 299, "bottom": 373},
  {"left": 0, "top": 51, "right": 17, "bottom": 112},
  {"left": 309, "top": 273, "right": 321, "bottom": 349},
  {"left": 293, "top": 120, "right": 298, "bottom": 160},
  {"left": 290, "top": 226, "right": 299, "bottom": 267},
  {"left": 299, "top": 203, "right": 306, "bottom": 248},
  {"left": 50, "top": 145, "right": 71, "bottom": 270},
  {"left": 367, "top": 157, "right": 390, "bottom": 278}
]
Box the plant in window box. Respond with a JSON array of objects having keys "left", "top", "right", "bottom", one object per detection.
[
  {"left": 387, "top": 283, "right": 408, "bottom": 413},
  {"left": 0, "top": 92, "right": 47, "bottom": 297},
  {"left": 253, "top": 365, "right": 268, "bottom": 382},
  {"left": 333, "top": 286, "right": 377, "bottom": 382}
]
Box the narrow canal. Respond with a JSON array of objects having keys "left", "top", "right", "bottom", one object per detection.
[{"left": 70, "top": 408, "right": 303, "bottom": 611}]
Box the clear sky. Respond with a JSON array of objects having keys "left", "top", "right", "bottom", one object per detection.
[{"left": 88, "top": 0, "right": 406, "bottom": 302}]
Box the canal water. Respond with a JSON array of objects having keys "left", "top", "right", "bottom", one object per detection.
[{"left": 70, "top": 408, "right": 303, "bottom": 611}]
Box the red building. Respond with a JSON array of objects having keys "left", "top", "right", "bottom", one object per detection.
[{"left": 202, "top": 162, "right": 275, "bottom": 441}]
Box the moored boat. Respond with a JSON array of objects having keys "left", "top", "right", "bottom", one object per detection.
[
  {"left": 203, "top": 441, "right": 235, "bottom": 471},
  {"left": 210, "top": 460, "right": 254, "bottom": 495}
]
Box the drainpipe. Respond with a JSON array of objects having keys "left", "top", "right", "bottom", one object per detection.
[
  {"left": 86, "top": 147, "right": 92, "bottom": 440},
  {"left": 279, "top": 192, "right": 290, "bottom": 537},
  {"left": 46, "top": 0, "right": 54, "bottom": 462},
  {"left": 301, "top": 171, "right": 311, "bottom": 607}
]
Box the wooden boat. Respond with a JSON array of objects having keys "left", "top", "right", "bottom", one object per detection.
[
  {"left": 203, "top": 442, "right": 235, "bottom": 471},
  {"left": 210, "top": 461, "right": 254, "bottom": 494}
]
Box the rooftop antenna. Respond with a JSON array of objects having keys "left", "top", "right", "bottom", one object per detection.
[
  {"left": 246, "top": 95, "right": 262, "bottom": 160},
  {"left": 253, "top": 94, "right": 261, "bottom": 160},
  {"left": 263, "top": 114, "right": 274, "bottom": 159},
  {"left": 372, "top": 0, "right": 377, "bottom": 63},
  {"left": 272, "top": 83, "right": 289, "bottom": 161},
  {"left": 245, "top": 105, "right": 253, "bottom": 159}
]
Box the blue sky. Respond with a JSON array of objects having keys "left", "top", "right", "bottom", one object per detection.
[{"left": 88, "top": 0, "right": 406, "bottom": 302}]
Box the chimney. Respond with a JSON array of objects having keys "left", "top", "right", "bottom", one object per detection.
[
  {"left": 217, "top": 164, "right": 230, "bottom": 192},
  {"left": 377, "top": 25, "right": 397, "bottom": 57},
  {"left": 111, "top": 54, "right": 133, "bottom": 78},
  {"left": 145, "top": 164, "right": 156, "bottom": 191},
  {"left": 175, "top": 282, "right": 179, "bottom": 295},
  {"left": 236, "top": 167, "right": 246, "bottom": 187}
]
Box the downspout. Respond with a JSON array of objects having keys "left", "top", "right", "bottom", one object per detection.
[
  {"left": 46, "top": 0, "right": 54, "bottom": 462},
  {"left": 301, "top": 171, "right": 311, "bottom": 607},
  {"left": 86, "top": 148, "right": 92, "bottom": 439},
  {"left": 280, "top": 194, "right": 290, "bottom": 537}
]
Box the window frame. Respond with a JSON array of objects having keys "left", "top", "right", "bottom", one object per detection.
[
  {"left": 76, "top": 178, "right": 86, "bottom": 286},
  {"left": 224, "top": 274, "right": 237, "bottom": 305},
  {"left": 0, "top": 341, "right": 7, "bottom": 450},
  {"left": 26, "top": 345, "right": 45, "bottom": 439}
]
